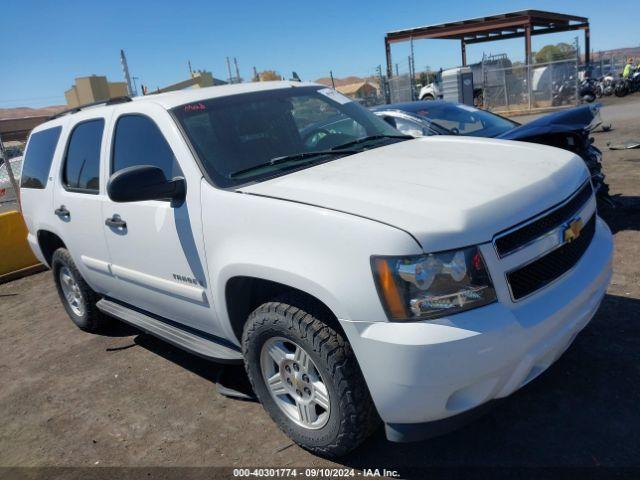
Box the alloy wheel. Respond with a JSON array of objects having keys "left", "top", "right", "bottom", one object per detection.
[{"left": 260, "top": 337, "right": 331, "bottom": 429}]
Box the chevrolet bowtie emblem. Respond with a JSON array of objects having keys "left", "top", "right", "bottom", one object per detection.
[{"left": 563, "top": 218, "right": 584, "bottom": 243}]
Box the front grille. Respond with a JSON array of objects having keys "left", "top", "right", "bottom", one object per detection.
[
  {"left": 507, "top": 214, "right": 596, "bottom": 300},
  {"left": 495, "top": 182, "right": 593, "bottom": 257}
]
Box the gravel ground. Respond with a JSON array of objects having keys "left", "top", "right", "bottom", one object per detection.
[{"left": 1, "top": 95, "right": 639, "bottom": 478}]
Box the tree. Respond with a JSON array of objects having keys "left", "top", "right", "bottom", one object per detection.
[
  {"left": 418, "top": 71, "right": 437, "bottom": 86},
  {"left": 533, "top": 43, "right": 575, "bottom": 64},
  {"left": 258, "top": 70, "right": 282, "bottom": 81}
]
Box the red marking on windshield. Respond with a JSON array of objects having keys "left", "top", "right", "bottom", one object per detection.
[
  {"left": 184, "top": 103, "right": 206, "bottom": 112},
  {"left": 417, "top": 110, "right": 429, "bottom": 116}
]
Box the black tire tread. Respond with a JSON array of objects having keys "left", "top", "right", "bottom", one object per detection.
[
  {"left": 242, "top": 294, "right": 379, "bottom": 457},
  {"left": 52, "top": 248, "right": 108, "bottom": 332}
]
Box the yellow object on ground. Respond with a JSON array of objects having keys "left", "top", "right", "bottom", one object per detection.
[{"left": 0, "top": 210, "right": 41, "bottom": 280}]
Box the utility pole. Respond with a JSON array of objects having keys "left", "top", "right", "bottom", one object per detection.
[
  {"left": 574, "top": 36, "right": 580, "bottom": 105},
  {"left": 409, "top": 37, "right": 416, "bottom": 78},
  {"left": 253, "top": 66, "right": 259, "bottom": 82},
  {"left": 408, "top": 56, "right": 414, "bottom": 100},
  {"left": 120, "top": 49, "right": 136, "bottom": 96},
  {"left": 188, "top": 60, "right": 193, "bottom": 77},
  {"left": 329, "top": 70, "right": 335, "bottom": 89},
  {"left": 376, "top": 64, "right": 389, "bottom": 104},
  {"left": 234, "top": 57, "right": 241, "bottom": 83},
  {"left": 226, "top": 57, "right": 233, "bottom": 84}
]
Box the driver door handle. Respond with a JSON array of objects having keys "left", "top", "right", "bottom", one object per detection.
[
  {"left": 105, "top": 215, "right": 127, "bottom": 229},
  {"left": 54, "top": 205, "right": 70, "bottom": 218}
]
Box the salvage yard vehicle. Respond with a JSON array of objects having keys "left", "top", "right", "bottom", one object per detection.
[
  {"left": 372, "top": 101, "right": 612, "bottom": 203},
  {"left": 20, "top": 82, "right": 613, "bottom": 457},
  {"left": 0, "top": 156, "right": 23, "bottom": 207}
]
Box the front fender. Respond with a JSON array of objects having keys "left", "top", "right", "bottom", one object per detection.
[{"left": 201, "top": 182, "right": 422, "bottom": 343}]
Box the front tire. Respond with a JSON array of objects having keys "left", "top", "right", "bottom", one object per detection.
[
  {"left": 52, "top": 248, "right": 109, "bottom": 332},
  {"left": 242, "top": 297, "right": 379, "bottom": 457}
]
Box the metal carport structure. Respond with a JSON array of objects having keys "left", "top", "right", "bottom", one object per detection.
[{"left": 384, "top": 10, "right": 590, "bottom": 77}]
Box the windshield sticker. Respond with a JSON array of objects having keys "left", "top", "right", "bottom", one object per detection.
[
  {"left": 458, "top": 104, "right": 478, "bottom": 113},
  {"left": 184, "top": 102, "right": 206, "bottom": 112},
  {"left": 317, "top": 88, "right": 352, "bottom": 105}
]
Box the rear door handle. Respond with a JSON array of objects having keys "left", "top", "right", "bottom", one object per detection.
[
  {"left": 54, "top": 205, "right": 70, "bottom": 218},
  {"left": 105, "top": 215, "right": 127, "bottom": 229}
]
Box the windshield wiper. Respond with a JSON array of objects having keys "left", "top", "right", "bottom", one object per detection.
[
  {"left": 330, "top": 134, "right": 413, "bottom": 151},
  {"left": 228, "top": 150, "right": 358, "bottom": 179}
]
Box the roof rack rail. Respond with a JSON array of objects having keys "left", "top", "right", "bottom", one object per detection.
[{"left": 49, "top": 96, "right": 132, "bottom": 120}]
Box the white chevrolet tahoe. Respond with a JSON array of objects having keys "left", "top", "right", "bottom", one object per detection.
[{"left": 20, "top": 81, "right": 613, "bottom": 457}]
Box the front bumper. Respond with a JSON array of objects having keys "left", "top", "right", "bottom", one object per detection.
[{"left": 339, "top": 217, "right": 613, "bottom": 441}]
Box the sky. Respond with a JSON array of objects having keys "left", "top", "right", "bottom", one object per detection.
[{"left": 2, "top": 0, "right": 638, "bottom": 108}]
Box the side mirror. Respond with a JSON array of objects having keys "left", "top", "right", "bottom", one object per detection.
[
  {"left": 381, "top": 116, "right": 397, "bottom": 129},
  {"left": 107, "top": 165, "right": 185, "bottom": 205}
]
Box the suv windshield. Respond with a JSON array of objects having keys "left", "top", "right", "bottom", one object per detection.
[{"left": 172, "top": 86, "right": 403, "bottom": 187}]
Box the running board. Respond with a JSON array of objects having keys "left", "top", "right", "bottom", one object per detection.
[{"left": 96, "top": 299, "right": 243, "bottom": 364}]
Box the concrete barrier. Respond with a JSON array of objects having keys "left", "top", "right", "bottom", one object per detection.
[{"left": 0, "top": 210, "right": 45, "bottom": 283}]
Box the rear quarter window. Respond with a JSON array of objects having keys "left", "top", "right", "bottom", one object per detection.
[{"left": 20, "top": 126, "right": 62, "bottom": 189}]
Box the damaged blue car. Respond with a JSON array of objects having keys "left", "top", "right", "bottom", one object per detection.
[{"left": 372, "top": 101, "right": 610, "bottom": 204}]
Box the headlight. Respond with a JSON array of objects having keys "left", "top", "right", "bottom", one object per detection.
[{"left": 371, "top": 246, "right": 497, "bottom": 321}]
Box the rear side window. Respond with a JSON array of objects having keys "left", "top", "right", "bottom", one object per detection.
[
  {"left": 63, "top": 119, "right": 104, "bottom": 193},
  {"left": 20, "top": 127, "right": 62, "bottom": 189},
  {"left": 112, "top": 115, "right": 182, "bottom": 179}
]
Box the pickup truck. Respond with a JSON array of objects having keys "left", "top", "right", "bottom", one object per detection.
[{"left": 20, "top": 81, "right": 613, "bottom": 457}]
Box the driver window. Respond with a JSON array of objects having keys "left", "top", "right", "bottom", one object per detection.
[
  {"left": 291, "top": 97, "right": 366, "bottom": 148},
  {"left": 112, "top": 115, "right": 183, "bottom": 179}
]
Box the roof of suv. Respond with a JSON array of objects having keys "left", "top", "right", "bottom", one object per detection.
[
  {"left": 52, "top": 81, "right": 321, "bottom": 121},
  {"left": 143, "top": 81, "right": 320, "bottom": 109}
]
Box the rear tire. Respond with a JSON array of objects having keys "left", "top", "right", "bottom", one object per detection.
[
  {"left": 420, "top": 94, "right": 434, "bottom": 101},
  {"left": 52, "top": 248, "right": 109, "bottom": 332},
  {"left": 242, "top": 295, "right": 379, "bottom": 457}
]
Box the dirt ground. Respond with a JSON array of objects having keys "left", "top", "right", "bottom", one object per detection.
[{"left": 1, "top": 95, "right": 639, "bottom": 478}]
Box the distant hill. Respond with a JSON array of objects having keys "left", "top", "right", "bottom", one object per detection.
[
  {"left": 0, "top": 105, "right": 65, "bottom": 120},
  {"left": 314, "top": 75, "right": 379, "bottom": 87},
  {"left": 590, "top": 47, "right": 640, "bottom": 61}
]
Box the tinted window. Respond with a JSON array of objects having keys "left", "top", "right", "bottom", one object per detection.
[
  {"left": 409, "top": 103, "right": 517, "bottom": 137},
  {"left": 172, "top": 86, "right": 399, "bottom": 187},
  {"left": 20, "top": 127, "right": 62, "bottom": 189},
  {"left": 63, "top": 119, "right": 104, "bottom": 192},
  {"left": 112, "top": 115, "right": 181, "bottom": 179}
]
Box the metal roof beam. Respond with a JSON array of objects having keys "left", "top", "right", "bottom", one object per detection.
[
  {"left": 464, "top": 22, "right": 588, "bottom": 44},
  {"left": 386, "top": 15, "right": 531, "bottom": 43}
]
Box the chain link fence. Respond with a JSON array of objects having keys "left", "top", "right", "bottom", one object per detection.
[
  {"left": 387, "top": 73, "right": 414, "bottom": 104},
  {"left": 590, "top": 55, "right": 631, "bottom": 78},
  {"left": 0, "top": 154, "right": 22, "bottom": 213},
  {"left": 482, "top": 59, "right": 579, "bottom": 114}
]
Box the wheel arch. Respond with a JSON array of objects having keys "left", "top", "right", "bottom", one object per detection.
[
  {"left": 37, "top": 230, "right": 66, "bottom": 267},
  {"left": 224, "top": 275, "right": 347, "bottom": 346}
]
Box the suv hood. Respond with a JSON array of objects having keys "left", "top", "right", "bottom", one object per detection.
[{"left": 239, "top": 137, "right": 589, "bottom": 251}]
